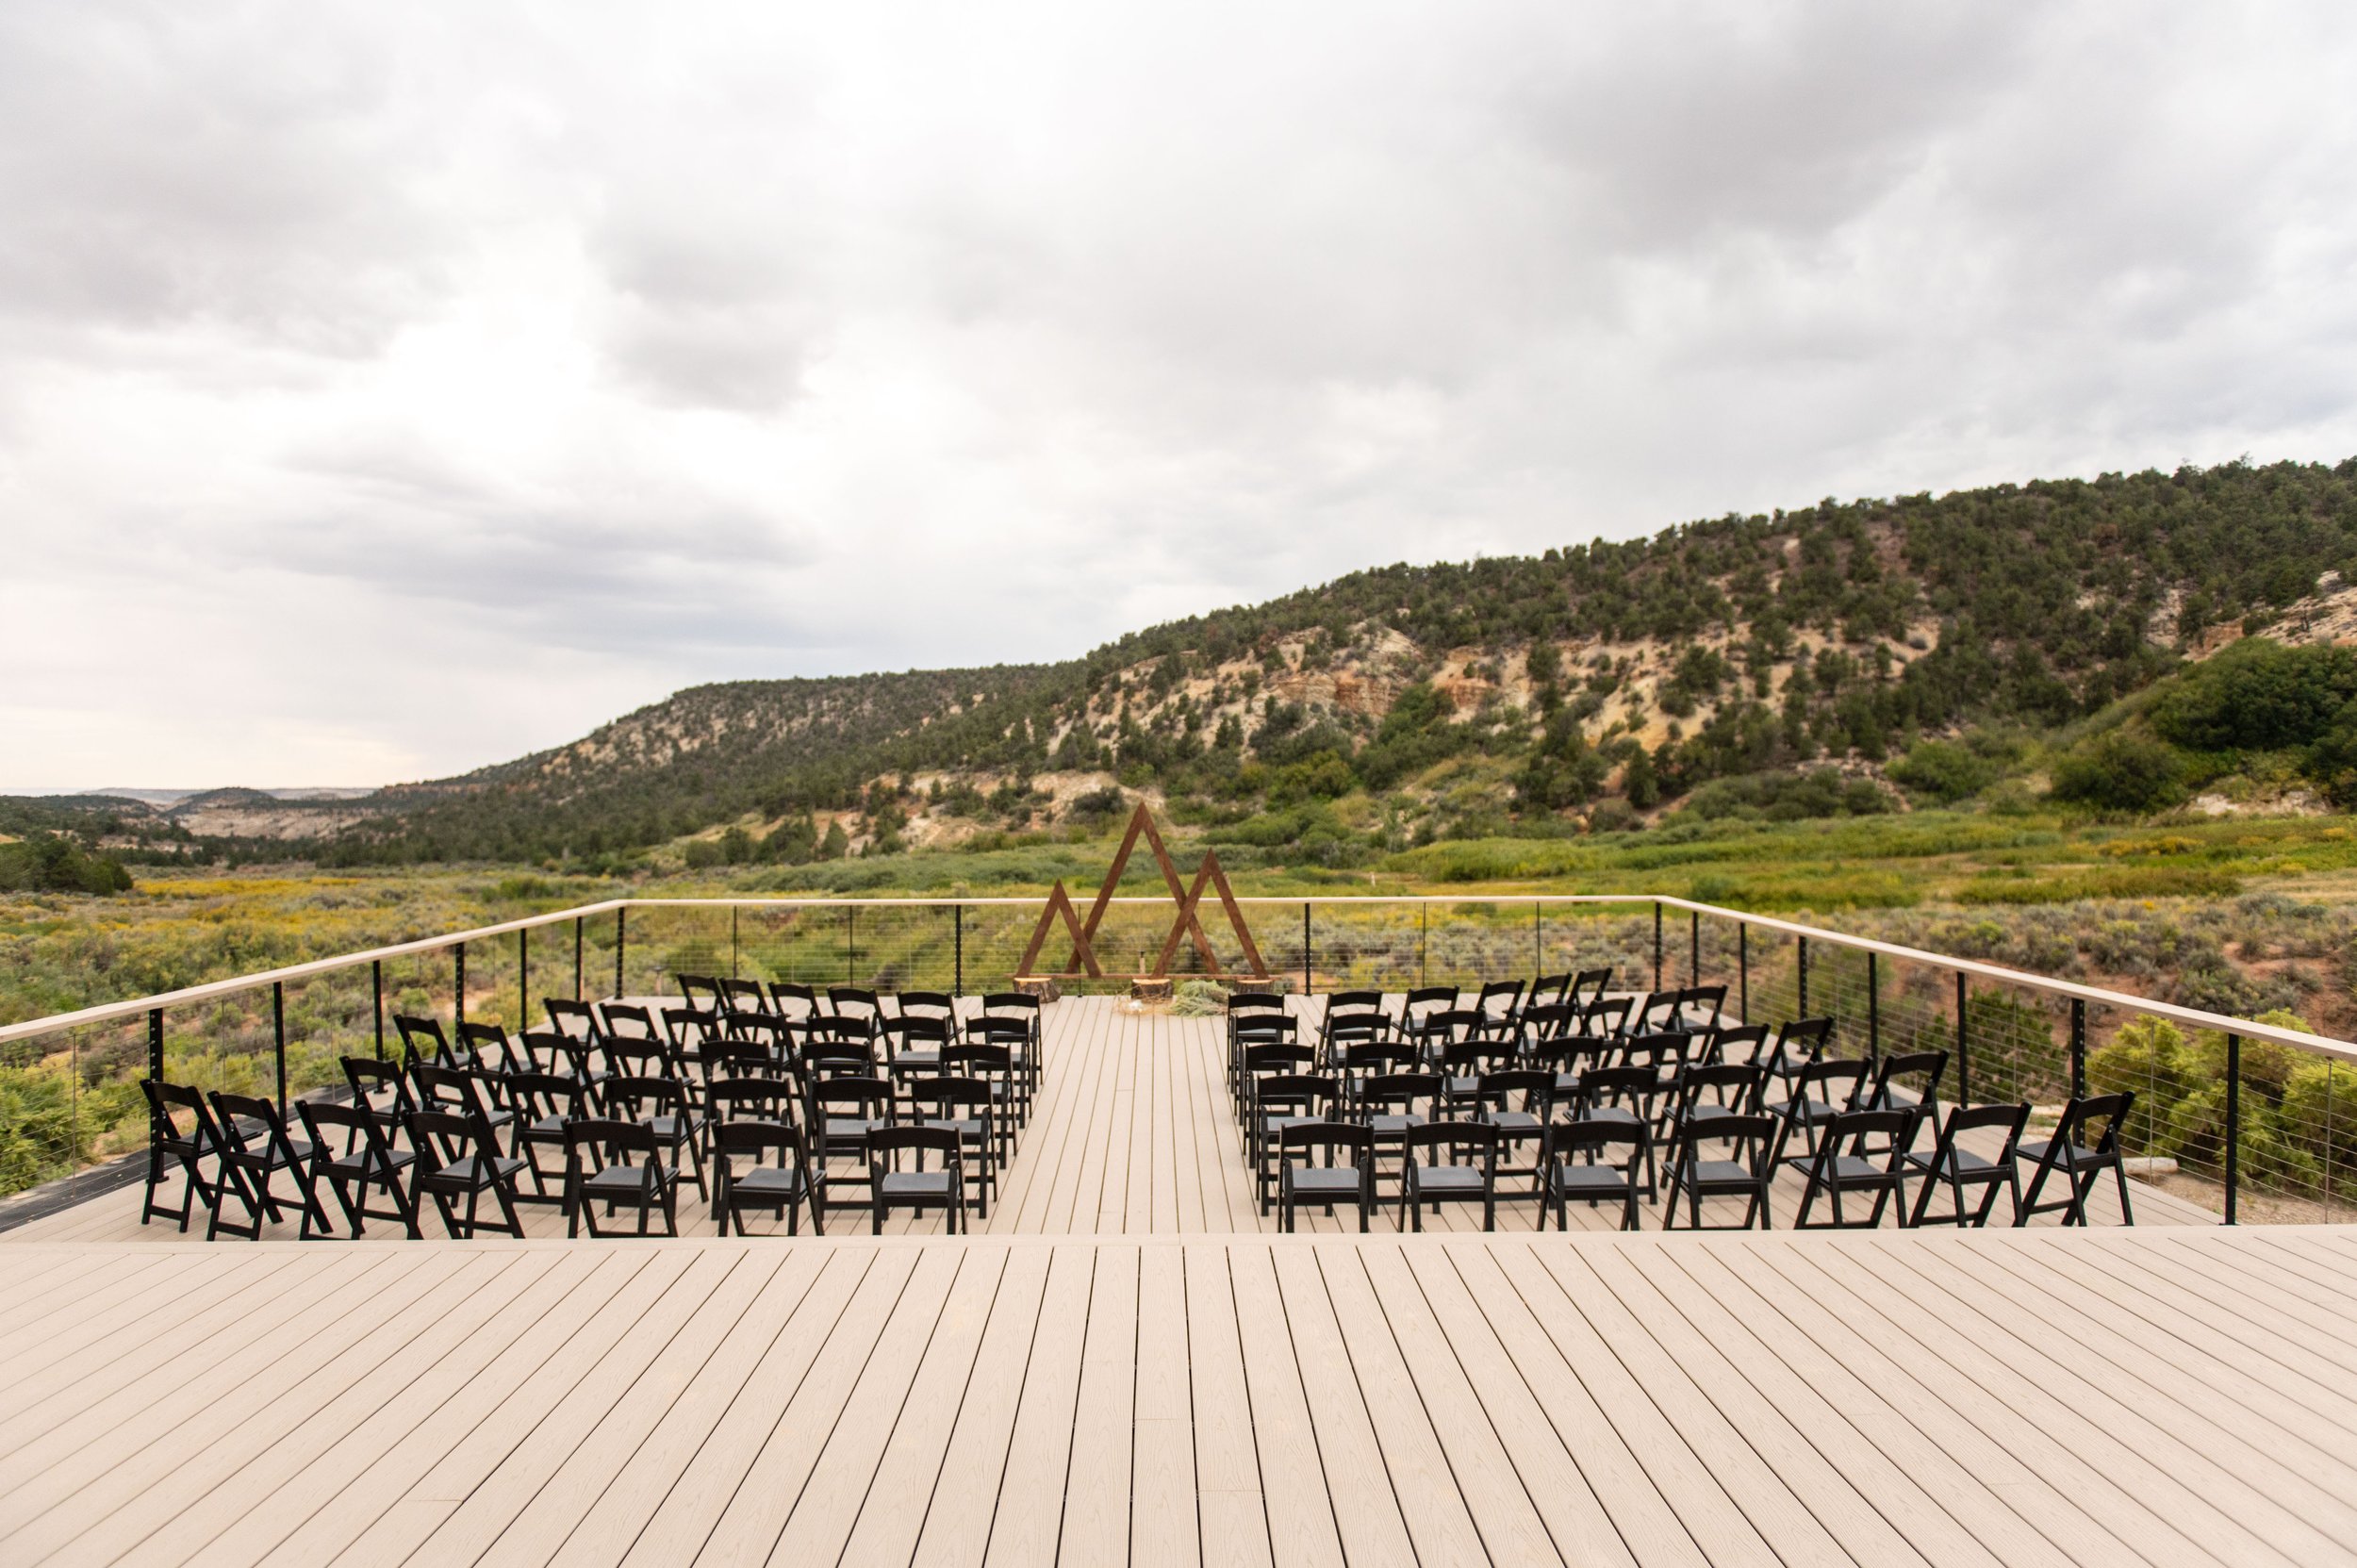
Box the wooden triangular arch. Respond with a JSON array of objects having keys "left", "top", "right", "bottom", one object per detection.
[{"left": 1015, "top": 802, "right": 1270, "bottom": 980}]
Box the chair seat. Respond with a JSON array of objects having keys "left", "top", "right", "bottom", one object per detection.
[
  {"left": 643, "top": 1114, "right": 702, "bottom": 1143},
  {"left": 523, "top": 1114, "right": 570, "bottom": 1140},
  {"left": 1811, "top": 1154, "right": 1897, "bottom": 1185},
  {"left": 1683, "top": 1159, "right": 1760, "bottom": 1190},
  {"left": 581, "top": 1164, "right": 675, "bottom": 1198},
  {"left": 319, "top": 1148, "right": 414, "bottom": 1180},
  {"left": 1407, "top": 1164, "right": 1486, "bottom": 1195},
  {"left": 1481, "top": 1110, "right": 1544, "bottom": 1134},
  {"left": 1548, "top": 1164, "right": 1631, "bottom": 1197},
  {"left": 879, "top": 1170, "right": 956, "bottom": 1200},
  {"left": 1287, "top": 1168, "right": 1364, "bottom": 1197},
  {"left": 918, "top": 1116, "right": 987, "bottom": 1142},
  {"left": 730, "top": 1165, "right": 812, "bottom": 1200},
  {"left": 824, "top": 1117, "right": 882, "bottom": 1140},
  {"left": 1764, "top": 1098, "right": 1837, "bottom": 1122},
  {"left": 1366, "top": 1114, "right": 1425, "bottom": 1136},
  {"left": 424, "top": 1154, "right": 524, "bottom": 1188},
  {"left": 1585, "top": 1106, "right": 1643, "bottom": 1126},
  {"left": 2017, "top": 1138, "right": 2109, "bottom": 1164},
  {"left": 1907, "top": 1147, "right": 2003, "bottom": 1179}
]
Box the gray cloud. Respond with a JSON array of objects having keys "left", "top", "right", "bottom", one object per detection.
[{"left": 2, "top": 1, "right": 2355, "bottom": 786}]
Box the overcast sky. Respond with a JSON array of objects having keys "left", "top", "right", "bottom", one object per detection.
[{"left": 6, "top": 3, "right": 2356, "bottom": 789}]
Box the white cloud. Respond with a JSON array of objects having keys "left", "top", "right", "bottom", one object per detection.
[{"left": 2, "top": 1, "right": 2355, "bottom": 786}]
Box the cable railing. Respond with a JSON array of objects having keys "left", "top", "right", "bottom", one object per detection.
[{"left": 5, "top": 893, "right": 2355, "bottom": 1223}]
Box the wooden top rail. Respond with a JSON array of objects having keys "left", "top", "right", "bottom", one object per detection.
[{"left": 6, "top": 891, "right": 2353, "bottom": 1067}]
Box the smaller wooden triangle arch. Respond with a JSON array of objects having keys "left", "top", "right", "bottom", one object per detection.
[
  {"left": 1016, "top": 880, "right": 1100, "bottom": 979},
  {"left": 1151, "top": 848, "right": 1271, "bottom": 979},
  {"left": 1072, "top": 803, "right": 1221, "bottom": 974}
]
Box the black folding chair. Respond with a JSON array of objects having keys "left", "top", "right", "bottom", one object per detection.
[
  {"left": 2018, "top": 1093, "right": 2138, "bottom": 1226},
  {"left": 1909, "top": 1101, "right": 2031, "bottom": 1227},
  {"left": 139, "top": 1079, "right": 231, "bottom": 1231},
  {"left": 1400, "top": 1121, "right": 1504, "bottom": 1231},
  {"left": 1661, "top": 1111, "right": 1783, "bottom": 1230},
  {"left": 295, "top": 1098, "right": 420, "bottom": 1239},
  {"left": 1765, "top": 1056, "right": 1869, "bottom": 1174},
  {"left": 1470, "top": 1069, "right": 1557, "bottom": 1193},
  {"left": 717, "top": 976, "right": 772, "bottom": 1018},
  {"left": 713, "top": 1120, "right": 823, "bottom": 1236},
  {"left": 406, "top": 1108, "right": 527, "bottom": 1239},
  {"left": 868, "top": 1124, "right": 966, "bottom": 1233},
  {"left": 1277, "top": 1121, "right": 1374, "bottom": 1233},
  {"left": 504, "top": 1070, "right": 591, "bottom": 1204},
  {"left": 1541, "top": 1119, "right": 1647, "bottom": 1232},
  {"left": 1571, "top": 1064, "right": 1665, "bottom": 1197},
  {"left": 810, "top": 1075, "right": 895, "bottom": 1213},
  {"left": 1792, "top": 1107, "right": 1922, "bottom": 1229},
  {"left": 1356, "top": 1071, "right": 1442, "bottom": 1197},
  {"left": 564, "top": 1119, "right": 678, "bottom": 1238},
  {"left": 1250, "top": 1073, "right": 1341, "bottom": 1213},
  {"left": 602, "top": 1074, "right": 709, "bottom": 1198},
  {"left": 674, "top": 974, "right": 725, "bottom": 1014},
  {"left": 205, "top": 1092, "right": 328, "bottom": 1241},
  {"left": 907, "top": 1075, "right": 998, "bottom": 1217}
]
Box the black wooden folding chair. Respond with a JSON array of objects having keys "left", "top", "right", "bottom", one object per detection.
[
  {"left": 868, "top": 1124, "right": 966, "bottom": 1233},
  {"left": 1661, "top": 1110, "right": 1783, "bottom": 1230},
  {"left": 713, "top": 1120, "right": 823, "bottom": 1236},
  {"left": 1277, "top": 1120, "right": 1375, "bottom": 1233},
  {"left": 295, "top": 1098, "right": 420, "bottom": 1239},
  {"left": 1400, "top": 1121, "right": 1504, "bottom": 1231},
  {"left": 564, "top": 1118, "right": 679, "bottom": 1237},
  {"left": 139, "top": 1079, "right": 232, "bottom": 1231},
  {"left": 1541, "top": 1118, "right": 1647, "bottom": 1231},
  {"left": 1792, "top": 1106, "right": 1922, "bottom": 1229},
  {"left": 2018, "top": 1093, "right": 2138, "bottom": 1226},
  {"left": 205, "top": 1091, "right": 329, "bottom": 1241},
  {"left": 1908, "top": 1101, "right": 2031, "bottom": 1227},
  {"left": 406, "top": 1107, "right": 528, "bottom": 1239}
]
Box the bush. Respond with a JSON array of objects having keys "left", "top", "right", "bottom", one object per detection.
[
  {"left": 2048, "top": 729, "right": 2186, "bottom": 812},
  {"left": 2149, "top": 636, "right": 2357, "bottom": 751},
  {"left": 0, "top": 835, "right": 134, "bottom": 895},
  {"left": 1680, "top": 768, "right": 1892, "bottom": 822},
  {"left": 1887, "top": 740, "right": 1999, "bottom": 803}
]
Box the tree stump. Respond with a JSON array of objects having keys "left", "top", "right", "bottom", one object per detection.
[
  {"left": 1013, "top": 975, "right": 1062, "bottom": 1002},
  {"left": 1129, "top": 977, "right": 1175, "bottom": 1004}
]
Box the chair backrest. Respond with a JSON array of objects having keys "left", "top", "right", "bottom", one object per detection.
[
  {"left": 1360, "top": 1072, "right": 1443, "bottom": 1114},
  {"left": 981, "top": 991, "right": 1042, "bottom": 1017},
  {"left": 897, "top": 990, "right": 956, "bottom": 1020},
  {"left": 1820, "top": 1105, "right": 1920, "bottom": 1153},
  {"left": 513, "top": 1029, "right": 584, "bottom": 1077},
  {"left": 599, "top": 1032, "right": 673, "bottom": 1078},
  {"left": 1675, "top": 1061, "right": 1765, "bottom": 1116},
  {"left": 1279, "top": 1119, "right": 1372, "bottom": 1159},
  {"left": 674, "top": 974, "right": 723, "bottom": 1012},
  {"left": 602, "top": 1073, "right": 689, "bottom": 1116},
  {"left": 1233, "top": 1013, "right": 1299, "bottom": 1044},
  {"left": 802, "top": 1017, "right": 878, "bottom": 1066},
  {"left": 882, "top": 1015, "right": 954, "bottom": 1050},
  {"left": 943, "top": 1041, "right": 1016, "bottom": 1076},
  {"left": 1576, "top": 996, "right": 1633, "bottom": 1039},
  {"left": 1228, "top": 991, "right": 1287, "bottom": 1017},
  {"left": 907, "top": 1075, "right": 993, "bottom": 1115},
  {"left": 1242, "top": 1041, "right": 1316, "bottom": 1077},
  {"left": 809, "top": 1075, "right": 895, "bottom": 1116},
  {"left": 456, "top": 1021, "right": 517, "bottom": 1073},
  {"left": 1673, "top": 1110, "right": 1781, "bottom": 1164},
  {"left": 1521, "top": 1002, "right": 1575, "bottom": 1043},
  {"left": 1567, "top": 967, "right": 1615, "bottom": 1009},
  {"left": 566, "top": 1116, "right": 659, "bottom": 1159},
  {"left": 1254, "top": 1074, "right": 1339, "bottom": 1116},
  {"left": 407, "top": 1107, "right": 497, "bottom": 1164},
  {"left": 1938, "top": 1099, "right": 2031, "bottom": 1152},
  {"left": 829, "top": 986, "right": 882, "bottom": 1019},
  {"left": 1866, "top": 1048, "right": 1949, "bottom": 1111},
  {"left": 868, "top": 1123, "right": 962, "bottom": 1164},
  {"left": 1475, "top": 980, "right": 1525, "bottom": 1019},
  {"left": 1324, "top": 989, "right": 1384, "bottom": 1016},
  {"left": 662, "top": 1005, "right": 722, "bottom": 1052},
  {"left": 545, "top": 998, "right": 599, "bottom": 1041},
  {"left": 1335, "top": 1041, "right": 1409, "bottom": 1078},
  {"left": 297, "top": 1097, "right": 383, "bottom": 1158},
  {"left": 716, "top": 1118, "right": 805, "bottom": 1162},
  {"left": 1795, "top": 1055, "right": 1871, "bottom": 1101},
  {"left": 1323, "top": 1013, "right": 1391, "bottom": 1050},
  {"left": 701, "top": 1033, "right": 778, "bottom": 1078},
  {"left": 600, "top": 1002, "right": 660, "bottom": 1041},
  {"left": 1402, "top": 986, "right": 1459, "bottom": 1025},
  {"left": 1575, "top": 1065, "right": 1659, "bottom": 1114},
  {"left": 2062, "top": 1092, "right": 2135, "bottom": 1152},
  {"left": 967, "top": 1015, "right": 1032, "bottom": 1047},
  {"left": 1772, "top": 1016, "right": 1835, "bottom": 1065},
  {"left": 1476, "top": 1069, "right": 1557, "bottom": 1111},
  {"left": 1704, "top": 1024, "right": 1771, "bottom": 1066},
  {"left": 766, "top": 981, "right": 819, "bottom": 1018},
  {"left": 1402, "top": 1120, "right": 1502, "bottom": 1159},
  {"left": 506, "top": 1071, "right": 588, "bottom": 1123},
  {"left": 717, "top": 976, "right": 771, "bottom": 1015},
  {"left": 1618, "top": 1032, "right": 1692, "bottom": 1075},
  {"left": 1527, "top": 973, "right": 1573, "bottom": 1011},
  {"left": 706, "top": 1076, "right": 797, "bottom": 1124},
  {"left": 1544, "top": 1117, "right": 1644, "bottom": 1160},
  {"left": 208, "top": 1090, "right": 288, "bottom": 1151},
  {"left": 394, "top": 1015, "right": 454, "bottom": 1068},
  {"left": 412, "top": 1063, "right": 486, "bottom": 1116},
  {"left": 343, "top": 1056, "right": 416, "bottom": 1117}
]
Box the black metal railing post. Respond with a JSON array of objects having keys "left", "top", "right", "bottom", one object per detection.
[
  {"left": 454, "top": 942, "right": 466, "bottom": 1027},
  {"left": 1418, "top": 904, "right": 1428, "bottom": 989},
  {"left": 1868, "top": 952, "right": 1880, "bottom": 1059},
  {"left": 2070, "top": 999, "right": 2086, "bottom": 1101},
  {"left": 1302, "top": 902, "right": 1312, "bottom": 996},
  {"left": 1652, "top": 901, "right": 1663, "bottom": 991},
  {"left": 1738, "top": 923, "right": 1749, "bottom": 1024},
  {"left": 1689, "top": 908, "right": 1699, "bottom": 988},
  {"left": 519, "top": 927, "right": 528, "bottom": 1028},
  {"left": 573, "top": 916, "right": 585, "bottom": 1001},
  {"left": 615, "top": 907, "right": 626, "bottom": 999},
  {"left": 954, "top": 903, "right": 965, "bottom": 996},
  {"left": 1533, "top": 900, "right": 1541, "bottom": 978},
  {"left": 2225, "top": 1032, "right": 2242, "bottom": 1225},
  {"left": 371, "top": 960, "right": 385, "bottom": 1060},
  {"left": 147, "top": 1006, "right": 164, "bottom": 1155},
  {"left": 272, "top": 980, "right": 288, "bottom": 1115},
  {"left": 1797, "top": 935, "right": 1808, "bottom": 1017},
  {"left": 1955, "top": 972, "right": 1970, "bottom": 1104},
  {"left": 732, "top": 906, "right": 740, "bottom": 981}
]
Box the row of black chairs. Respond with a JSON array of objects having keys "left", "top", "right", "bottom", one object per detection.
[{"left": 139, "top": 988, "right": 1049, "bottom": 1242}]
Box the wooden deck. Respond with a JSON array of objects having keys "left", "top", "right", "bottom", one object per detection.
[
  {"left": 6, "top": 1227, "right": 2357, "bottom": 1566},
  {"left": 0, "top": 997, "right": 2204, "bottom": 1245}
]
